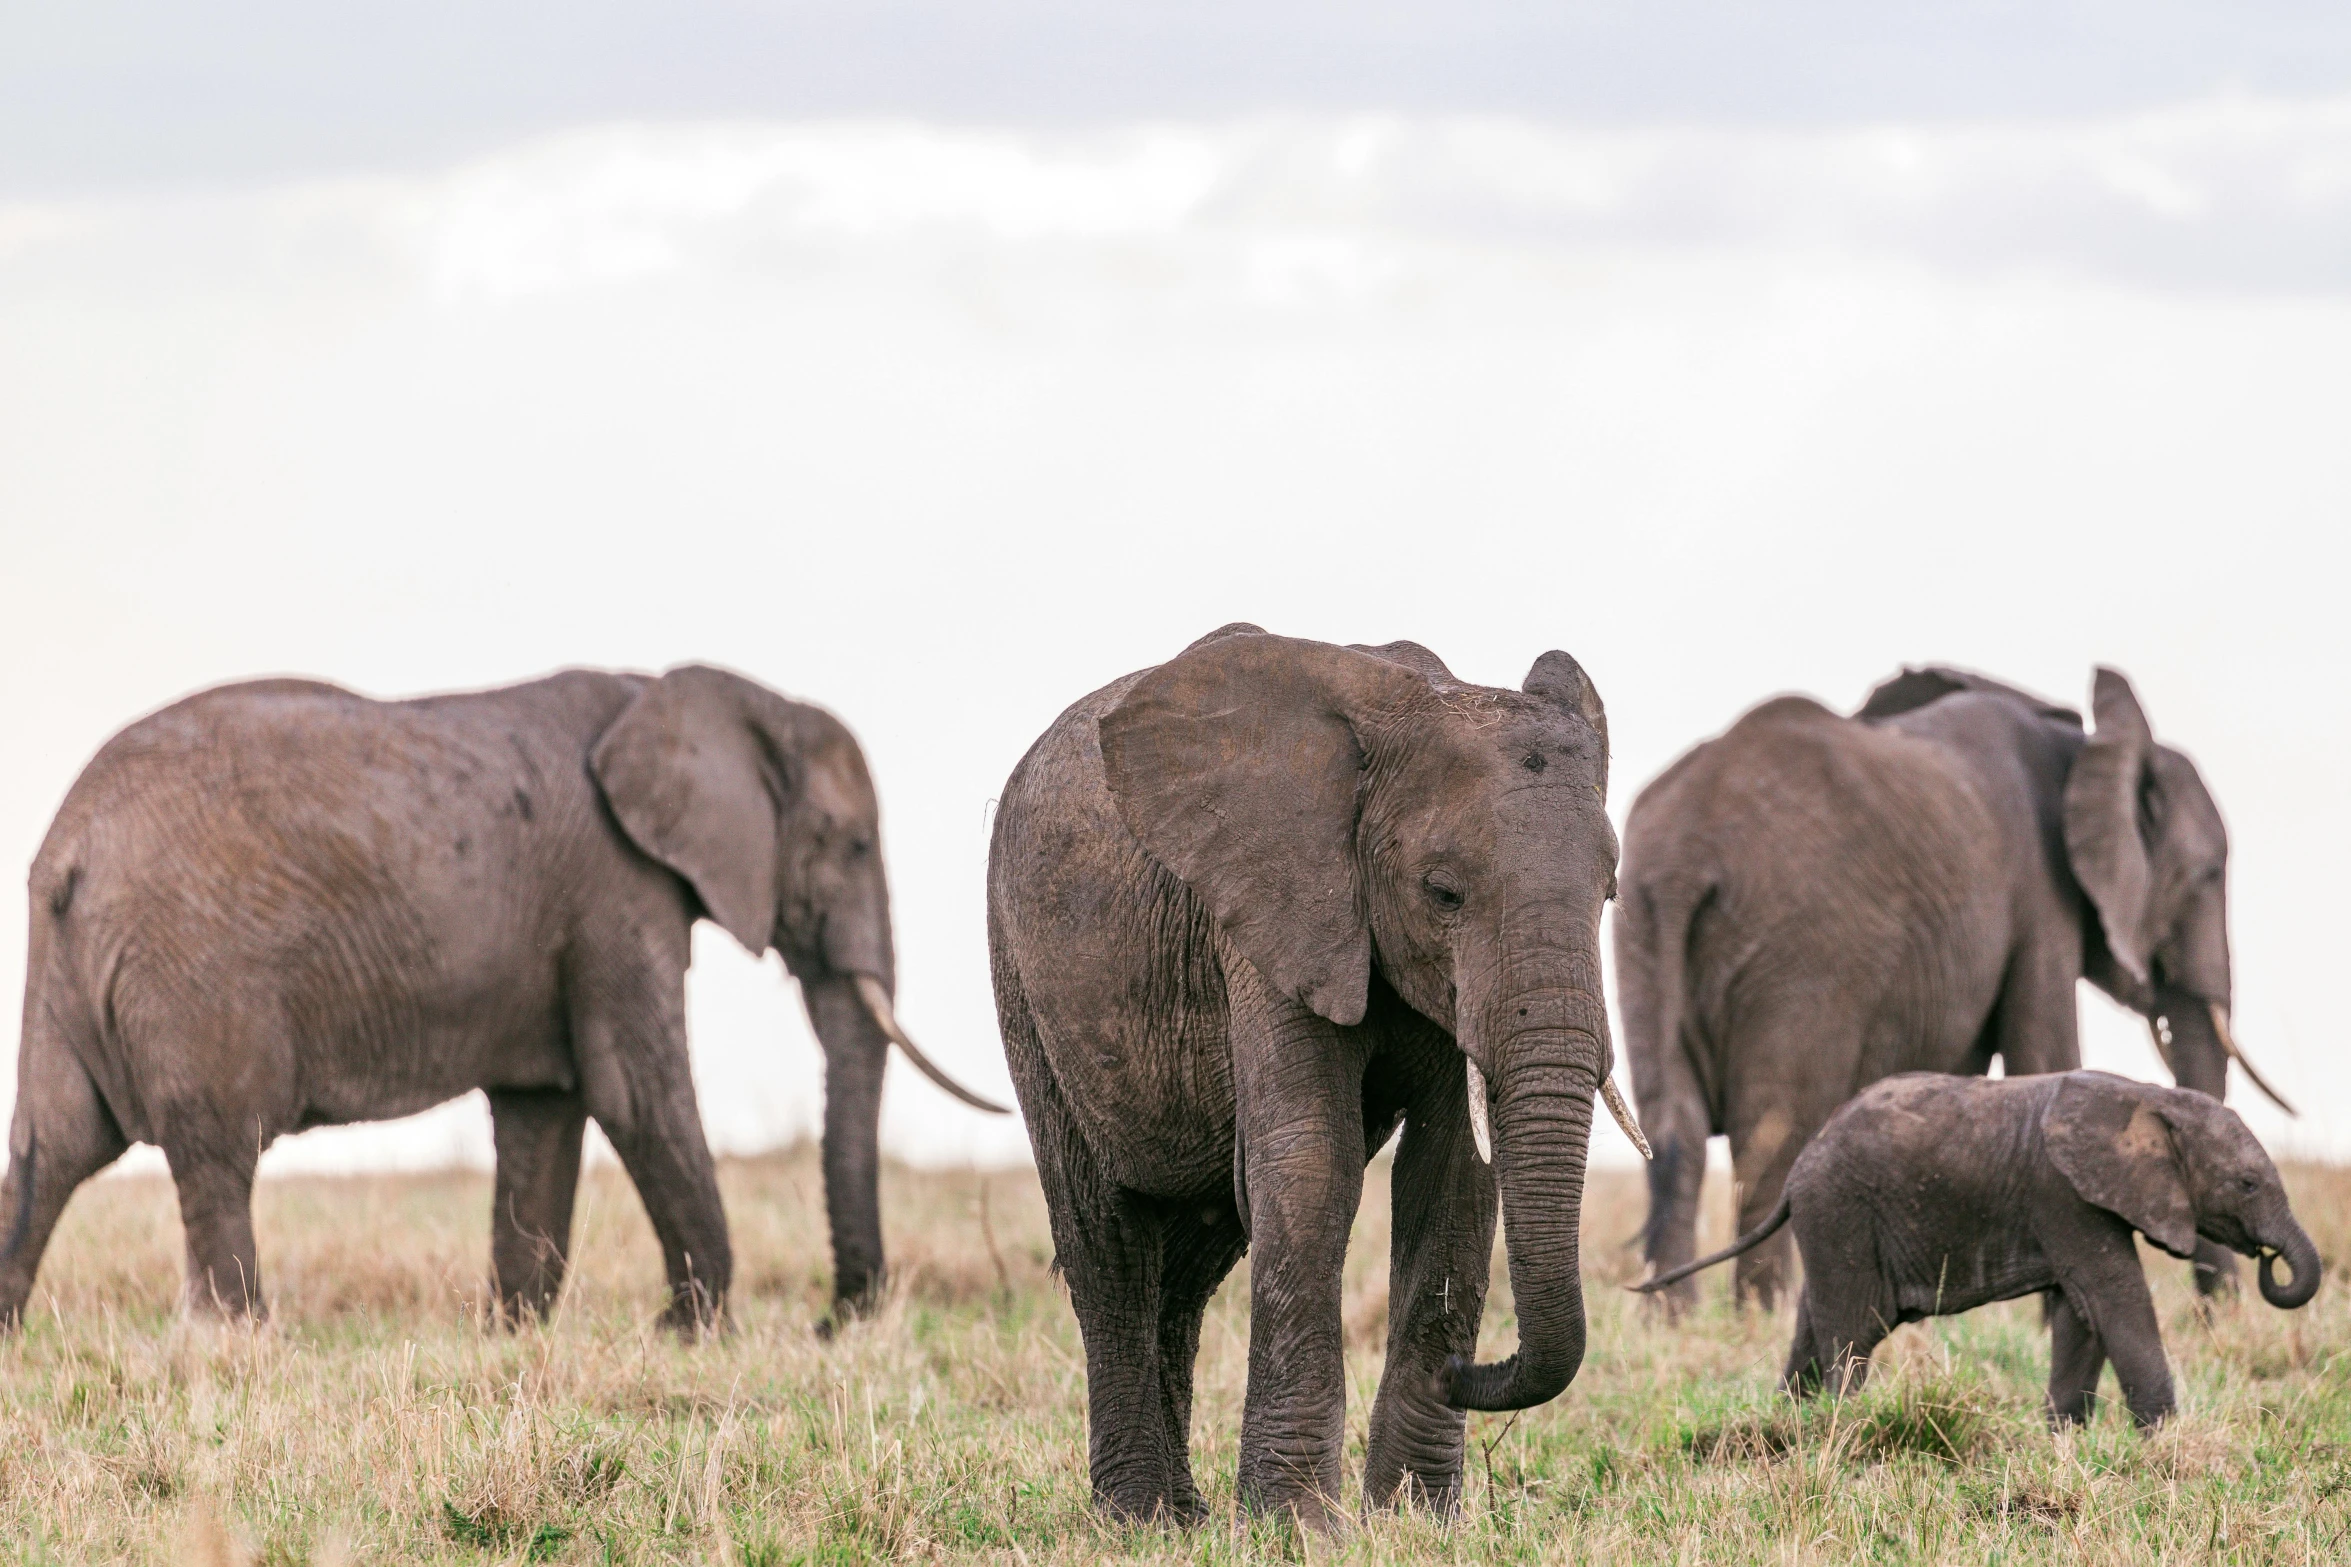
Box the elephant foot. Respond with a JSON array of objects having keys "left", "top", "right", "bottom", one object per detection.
[
  {"left": 1367, "top": 1475, "right": 1460, "bottom": 1518},
  {"left": 1095, "top": 1488, "right": 1208, "bottom": 1530},
  {"left": 1237, "top": 1480, "right": 1346, "bottom": 1536},
  {"left": 818, "top": 1274, "right": 887, "bottom": 1339},
  {"left": 656, "top": 1292, "right": 727, "bottom": 1342},
  {"left": 1639, "top": 1279, "right": 1698, "bottom": 1322}
]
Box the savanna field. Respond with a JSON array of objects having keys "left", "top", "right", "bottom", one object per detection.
[{"left": 5, "top": 1152, "right": 2349, "bottom": 1564}]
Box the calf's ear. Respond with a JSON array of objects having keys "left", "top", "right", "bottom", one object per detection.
[{"left": 2043, "top": 1073, "right": 2197, "bottom": 1258}]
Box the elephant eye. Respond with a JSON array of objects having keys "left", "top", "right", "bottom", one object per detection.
[
  {"left": 1423, "top": 875, "right": 1464, "bottom": 912},
  {"left": 2239, "top": 1175, "right": 2260, "bottom": 1193}
]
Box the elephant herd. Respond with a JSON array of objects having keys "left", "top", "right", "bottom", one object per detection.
[{"left": 1, "top": 625, "right": 2318, "bottom": 1526}]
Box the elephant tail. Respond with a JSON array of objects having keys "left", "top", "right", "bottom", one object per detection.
[{"left": 1627, "top": 1194, "right": 1792, "bottom": 1294}]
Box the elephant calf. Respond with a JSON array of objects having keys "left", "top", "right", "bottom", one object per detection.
[{"left": 1636, "top": 1071, "right": 2319, "bottom": 1429}]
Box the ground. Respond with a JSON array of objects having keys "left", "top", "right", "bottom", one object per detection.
[{"left": 2, "top": 1148, "right": 2347, "bottom": 1563}]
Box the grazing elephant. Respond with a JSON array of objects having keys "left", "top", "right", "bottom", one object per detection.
[
  {"left": 987, "top": 624, "right": 1648, "bottom": 1525},
  {"left": 1616, "top": 665, "right": 2290, "bottom": 1310},
  {"left": 2, "top": 666, "right": 1005, "bottom": 1331},
  {"left": 1635, "top": 1071, "right": 2321, "bottom": 1429}
]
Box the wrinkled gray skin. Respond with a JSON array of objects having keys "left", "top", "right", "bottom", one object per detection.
[
  {"left": 2, "top": 665, "right": 986, "bottom": 1331},
  {"left": 987, "top": 625, "right": 1621, "bottom": 1526},
  {"left": 1617, "top": 666, "right": 2262, "bottom": 1310},
  {"left": 1637, "top": 1072, "right": 2321, "bottom": 1429}
]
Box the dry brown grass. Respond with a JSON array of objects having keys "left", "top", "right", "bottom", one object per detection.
[{"left": 2, "top": 1152, "right": 2349, "bottom": 1562}]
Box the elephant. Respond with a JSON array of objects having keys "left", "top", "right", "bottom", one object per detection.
[
  {"left": 1615, "top": 665, "right": 2291, "bottom": 1311},
  {"left": 1634, "top": 1071, "right": 2321, "bottom": 1429},
  {"left": 2, "top": 665, "right": 1006, "bottom": 1331},
  {"left": 985, "top": 624, "right": 1649, "bottom": 1525}
]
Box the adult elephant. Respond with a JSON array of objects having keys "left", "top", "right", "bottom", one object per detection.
[
  {"left": 2, "top": 665, "right": 1006, "bottom": 1331},
  {"left": 988, "top": 624, "right": 1647, "bottom": 1525},
  {"left": 1616, "top": 665, "right": 2291, "bottom": 1311}
]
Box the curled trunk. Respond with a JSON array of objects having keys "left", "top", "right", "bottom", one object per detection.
[
  {"left": 2259, "top": 1220, "right": 2322, "bottom": 1310},
  {"left": 1443, "top": 1013, "right": 1599, "bottom": 1412}
]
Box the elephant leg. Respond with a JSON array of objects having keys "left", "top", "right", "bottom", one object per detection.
[
  {"left": 1809, "top": 1298, "right": 1888, "bottom": 1399},
  {"left": 996, "top": 972, "right": 1196, "bottom": 1519},
  {"left": 1008, "top": 1037, "right": 1188, "bottom": 1515},
  {"left": 1056, "top": 1176, "right": 1179, "bottom": 1516},
  {"left": 1727, "top": 1097, "right": 1814, "bottom": 1311},
  {"left": 0, "top": 1043, "right": 129, "bottom": 1328},
  {"left": 1229, "top": 962, "right": 1371, "bottom": 1528},
  {"left": 801, "top": 976, "right": 889, "bottom": 1317},
  {"left": 576, "top": 991, "right": 731, "bottom": 1335},
  {"left": 1779, "top": 1291, "right": 1823, "bottom": 1396},
  {"left": 1151, "top": 1204, "right": 1249, "bottom": 1521},
  {"left": 2058, "top": 1245, "right": 2174, "bottom": 1429},
  {"left": 164, "top": 1138, "right": 266, "bottom": 1321},
  {"left": 2044, "top": 1289, "right": 2108, "bottom": 1427},
  {"left": 1363, "top": 1033, "right": 1497, "bottom": 1512},
  {"left": 488, "top": 1087, "right": 588, "bottom": 1323},
  {"left": 1634, "top": 1050, "right": 1709, "bottom": 1318}
]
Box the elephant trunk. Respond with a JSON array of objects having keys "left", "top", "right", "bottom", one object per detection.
[
  {"left": 1443, "top": 980, "right": 1601, "bottom": 1413},
  {"left": 801, "top": 974, "right": 890, "bottom": 1309},
  {"left": 2258, "top": 1219, "right": 2322, "bottom": 1310}
]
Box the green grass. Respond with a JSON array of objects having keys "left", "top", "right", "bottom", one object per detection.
[{"left": 3, "top": 1149, "right": 2348, "bottom": 1562}]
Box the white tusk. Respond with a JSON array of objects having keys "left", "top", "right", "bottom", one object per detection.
[
  {"left": 1464, "top": 1056, "right": 1493, "bottom": 1164},
  {"left": 851, "top": 974, "right": 1014, "bottom": 1115},
  {"left": 1601, "top": 1073, "right": 1653, "bottom": 1160},
  {"left": 2210, "top": 1003, "right": 2298, "bottom": 1118}
]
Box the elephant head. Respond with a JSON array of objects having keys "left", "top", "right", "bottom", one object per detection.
[
  {"left": 589, "top": 664, "right": 1007, "bottom": 1114},
  {"left": 1098, "top": 629, "right": 1643, "bottom": 1413},
  {"left": 2044, "top": 1073, "right": 2320, "bottom": 1308},
  {"left": 2061, "top": 669, "right": 2292, "bottom": 1116}
]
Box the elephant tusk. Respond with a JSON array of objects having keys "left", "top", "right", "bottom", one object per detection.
[
  {"left": 2145, "top": 1014, "right": 2177, "bottom": 1076},
  {"left": 1464, "top": 1056, "right": 1493, "bottom": 1165},
  {"left": 851, "top": 974, "right": 1014, "bottom": 1115},
  {"left": 1601, "top": 1073, "right": 1653, "bottom": 1161},
  {"left": 2210, "top": 1003, "right": 2298, "bottom": 1118}
]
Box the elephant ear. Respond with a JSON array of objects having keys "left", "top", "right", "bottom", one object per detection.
[
  {"left": 1523, "top": 650, "right": 1608, "bottom": 797},
  {"left": 1098, "top": 631, "right": 1426, "bottom": 1027},
  {"left": 591, "top": 665, "right": 782, "bottom": 955},
  {"left": 1856, "top": 665, "right": 2082, "bottom": 725},
  {"left": 2063, "top": 668, "right": 2159, "bottom": 987},
  {"left": 2044, "top": 1073, "right": 2198, "bottom": 1258}
]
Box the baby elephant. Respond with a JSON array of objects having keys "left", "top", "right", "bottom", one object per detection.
[{"left": 1636, "top": 1071, "right": 2320, "bottom": 1428}]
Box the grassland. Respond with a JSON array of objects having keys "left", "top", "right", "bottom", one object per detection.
[{"left": 2, "top": 1147, "right": 2348, "bottom": 1564}]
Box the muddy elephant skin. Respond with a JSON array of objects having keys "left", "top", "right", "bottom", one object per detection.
[
  {"left": 988, "top": 624, "right": 1636, "bottom": 1525},
  {"left": 3, "top": 665, "right": 1001, "bottom": 1332}
]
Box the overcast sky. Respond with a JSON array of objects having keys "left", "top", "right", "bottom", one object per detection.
[
  {"left": 3, "top": 8, "right": 2348, "bottom": 1184},
  {"left": 10, "top": 2, "right": 2351, "bottom": 193}
]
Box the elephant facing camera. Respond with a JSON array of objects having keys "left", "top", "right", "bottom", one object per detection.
[
  {"left": 1634, "top": 1070, "right": 2321, "bottom": 1431},
  {"left": 987, "top": 625, "right": 1645, "bottom": 1527}
]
